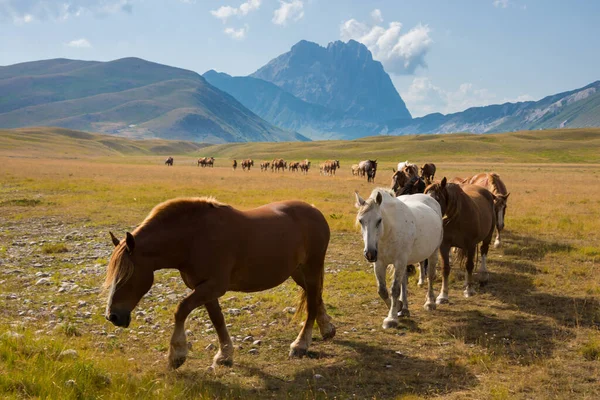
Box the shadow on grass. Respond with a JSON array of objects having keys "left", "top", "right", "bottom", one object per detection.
[
  {"left": 443, "top": 308, "right": 567, "bottom": 365},
  {"left": 500, "top": 231, "right": 573, "bottom": 261},
  {"left": 236, "top": 339, "right": 477, "bottom": 399}
]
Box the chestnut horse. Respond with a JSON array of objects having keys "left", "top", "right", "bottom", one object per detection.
[
  {"left": 232, "top": 159, "right": 237, "bottom": 170},
  {"left": 241, "top": 159, "right": 254, "bottom": 171},
  {"left": 420, "top": 163, "right": 436, "bottom": 185},
  {"left": 104, "top": 198, "right": 336, "bottom": 370},
  {"left": 425, "top": 178, "right": 496, "bottom": 302},
  {"left": 465, "top": 173, "right": 510, "bottom": 248}
]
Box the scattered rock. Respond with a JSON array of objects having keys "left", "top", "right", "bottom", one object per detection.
[
  {"left": 205, "top": 343, "right": 216, "bottom": 351},
  {"left": 227, "top": 308, "right": 241, "bottom": 316},
  {"left": 242, "top": 335, "right": 254, "bottom": 343},
  {"left": 252, "top": 339, "right": 262, "bottom": 346},
  {"left": 283, "top": 307, "right": 296, "bottom": 314},
  {"left": 59, "top": 349, "right": 78, "bottom": 360},
  {"left": 35, "top": 278, "right": 52, "bottom": 286},
  {"left": 65, "top": 379, "right": 76, "bottom": 387},
  {"left": 248, "top": 348, "right": 259, "bottom": 355},
  {"left": 313, "top": 374, "right": 323, "bottom": 380}
]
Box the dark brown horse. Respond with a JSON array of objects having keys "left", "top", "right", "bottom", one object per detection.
[
  {"left": 232, "top": 159, "right": 237, "bottom": 170},
  {"left": 260, "top": 161, "right": 271, "bottom": 171},
  {"left": 464, "top": 173, "right": 510, "bottom": 248},
  {"left": 420, "top": 163, "right": 436, "bottom": 185},
  {"left": 425, "top": 178, "right": 496, "bottom": 302},
  {"left": 299, "top": 159, "right": 311, "bottom": 174},
  {"left": 165, "top": 157, "right": 173, "bottom": 166},
  {"left": 391, "top": 164, "right": 421, "bottom": 195},
  {"left": 359, "top": 160, "right": 377, "bottom": 182},
  {"left": 241, "top": 159, "right": 254, "bottom": 171},
  {"left": 104, "top": 198, "right": 336, "bottom": 370}
]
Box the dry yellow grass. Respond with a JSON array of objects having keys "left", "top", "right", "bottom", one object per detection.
[{"left": 1, "top": 131, "right": 599, "bottom": 399}]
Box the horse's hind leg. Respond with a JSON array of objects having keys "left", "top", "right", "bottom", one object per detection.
[
  {"left": 398, "top": 267, "right": 410, "bottom": 317},
  {"left": 436, "top": 244, "right": 451, "bottom": 304},
  {"left": 418, "top": 259, "right": 428, "bottom": 287},
  {"left": 205, "top": 299, "right": 234, "bottom": 370},
  {"left": 424, "top": 251, "right": 438, "bottom": 311},
  {"left": 289, "top": 263, "right": 335, "bottom": 357},
  {"left": 464, "top": 246, "right": 477, "bottom": 298}
]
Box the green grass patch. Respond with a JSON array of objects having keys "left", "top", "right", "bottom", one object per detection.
[{"left": 41, "top": 243, "right": 69, "bottom": 254}]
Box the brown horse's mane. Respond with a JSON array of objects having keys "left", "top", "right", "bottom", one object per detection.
[
  {"left": 104, "top": 197, "right": 228, "bottom": 291},
  {"left": 488, "top": 173, "right": 507, "bottom": 194},
  {"left": 440, "top": 183, "right": 464, "bottom": 226}
]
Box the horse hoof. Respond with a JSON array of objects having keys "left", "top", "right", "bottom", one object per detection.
[
  {"left": 169, "top": 356, "right": 186, "bottom": 370},
  {"left": 322, "top": 324, "right": 336, "bottom": 340},
  {"left": 423, "top": 302, "right": 436, "bottom": 311},
  {"left": 382, "top": 318, "right": 399, "bottom": 329},
  {"left": 398, "top": 309, "right": 411, "bottom": 318},
  {"left": 289, "top": 347, "right": 308, "bottom": 358},
  {"left": 436, "top": 297, "right": 449, "bottom": 305},
  {"left": 417, "top": 281, "right": 424, "bottom": 288},
  {"left": 463, "top": 289, "right": 476, "bottom": 298},
  {"left": 479, "top": 280, "right": 489, "bottom": 288},
  {"left": 494, "top": 240, "right": 501, "bottom": 249}
]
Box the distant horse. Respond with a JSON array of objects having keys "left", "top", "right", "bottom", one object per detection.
[
  {"left": 165, "top": 157, "right": 173, "bottom": 166},
  {"left": 272, "top": 159, "right": 286, "bottom": 172},
  {"left": 241, "top": 159, "right": 254, "bottom": 171},
  {"left": 359, "top": 160, "right": 378, "bottom": 182},
  {"left": 351, "top": 164, "right": 360, "bottom": 176},
  {"left": 232, "top": 160, "right": 237, "bottom": 171},
  {"left": 197, "top": 157, "right": 214, "bottom": 167},
  {"left": 355, "top": 189, "right": 442, "bottom": 327},
  {"left": 420, "top": 163, "right": 436, "bottom": 185},
  {"left": 464, "top": 173, "right": 510, "bottom": 248},
  {"left": 425, "top": 178, "right": 496, "bottom": 302},
  {"left": 299, "top": 159, "right": 311, "bottom": 174},
  {"left": 104, "top": 198, "right": 336, "bottom": 370},
  {"left": 289, "top": 161, "right": 300, "bottom": 172},
  {"left": 260, "top": 161, "right": 271, "bottom": 172},
  {"left": 391, "top": 164, "right": 422, "bottom": 195},
  {"left": 395, "top": 176, "right": 426, "bottom": 196}
]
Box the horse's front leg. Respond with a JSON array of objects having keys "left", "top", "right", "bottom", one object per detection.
[
  {"left": 463, "top": 246, "right": 477, "bottom": 298},
  {"left": 398, "top": 267, "right": 410, "bottom": 317},
  {"left": 374, "top": 261, "right": 391, "bottom": 309},
  {"left": 424, "top": 251, "right": 438, "bottom": 310},
  {"left": 205, "top": 299, "right": 234, "bottom": 369},
  {"left": 383, "top": 262, "right": 406, "bottom": 329},
  {"left": 436, "top": 244, "right": 452, "bottom": 304},
  {"left": 168, "top": 280, "right": 225, "bottom": 370},
  {"left": 418, "top": 259, "right": 428, "bottom": 287}
]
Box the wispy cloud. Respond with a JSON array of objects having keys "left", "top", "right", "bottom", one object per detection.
[
  {"left": 66, "top": 38, "right": 92, "bottom": 48},
  {"left": 272, "top": 0, "right": 304, "bottom": 26},
  {"left": 401, "top": 77, "right": 533, "bottom": 117},
  {"left": 0, "top": 0, "right": 134, "bottom": 23},
  {"left": 210, "top": 0, "right": 261, "bottom": 23},
  {"left": 493, "top": 0, "right": 509, "bottom": 8},
  {"left": 340, "top": 10, "right": 433, "bottom": 75},
  {"left": 224, "top": 25, "right": 248, "bottom": 40}
]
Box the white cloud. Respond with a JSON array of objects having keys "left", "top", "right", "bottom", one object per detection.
[
  {"left": 493, "top": 0, "right": 509, "bottom": 8},
  {"left": 340, "top": 10, "right": 433, "bottom": 75},
  {"left": 272, "top": 0, "right": 304, "bottom": 26},
  {"left": 370, "top": 9, "right": 383, "bottom": 24},
  {"left": 224, "top": 25, "right": 248, "bottom": 40},
  {"left": 66, "top": 38, "right": 92, "bottom": 48},
  {"left": 0, "top": 0, "right": 133, "bottom": 23},
  {"left": 210, "top": 0, "right": 261, "bottom": 23}
]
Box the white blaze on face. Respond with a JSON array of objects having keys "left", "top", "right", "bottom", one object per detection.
[
  {"left": 105, "top": 281, "right": 116, "bottom": 318},
  {"left": 497, "top": 207, "right": 505, "bottom": 230},
  {"left": 360, "top": 208, "right": 382, "bottom": 255}
]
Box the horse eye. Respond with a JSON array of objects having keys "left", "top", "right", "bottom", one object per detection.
[{"left": 376, "top": 219, "right": 382, "bottom": 227}]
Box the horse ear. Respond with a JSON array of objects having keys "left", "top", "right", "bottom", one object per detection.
[
  {"left": 376, "top": 192, "right": 383, "bottom": 205},
  {"left": 505, "top": 192, "right": 510, "bottom": 199},
  {"left": 392, "top": 168, "right": 395, "bottom": 172},
  {"left": 354, "top": 191, "right": 366, "bottom": 208},
  {"left": 109, "top": 231, "right": 120, "bottom": 247},
  {"left": 441, "top": 177, "right": 447, "bottom": 188},
  {"left": 125, "top": 232, "right": 135, "bottom": 254}
]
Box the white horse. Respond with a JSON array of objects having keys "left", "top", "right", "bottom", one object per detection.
[{"left": 355, "top": 188, "right": 443, "bottom": 329}]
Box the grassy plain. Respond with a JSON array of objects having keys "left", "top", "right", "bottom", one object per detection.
[{"left": 1, "top": 127, "right": 599, "bottom": 399}]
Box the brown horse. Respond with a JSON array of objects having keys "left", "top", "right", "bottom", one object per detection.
[
  {"left": 241, "top": 159, "right": 254, "bottom": 171},
  {"left": 464, "top": 173, "right": 510, "bottom": 248},
  {"left": 260, "top": 161, "right": 271, "bottom": 172},
  {"left": 299, "top": 159, "right": 311, "bottom": 174},
  {"left": 272, "top": 158, "right": 286, "bottom": 172},
  {"left": 391, "top": 164, "right": 420, "bottom": 195},
  {"left": 232, "top": 159, "right": 237, "bottom": 170},
  {"left": 165, "top": 157, "right": 173, "bottom": 166},
  {"left": 289, "top": 161, "right": 300, "bottom": 172},
  {"left": 104, "top": 198, "right": 336, "bottom": 370},
  {"left": 420, "top": 163, "right": 436, "bottom": 185},
  {"left": 425, "top": 178, "right": 496, "bottom": 302},
  {"left": 359, "top": 160, "right": 377, "bottom": 182}
]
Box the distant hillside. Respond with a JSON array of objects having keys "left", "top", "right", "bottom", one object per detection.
[
  {"left": 203, "top": 70, "right": 379, "bottom": 140},
  {"left": 384, "top": 81, "right": 600, "bottom": 134},
  {"left": 0, "top": 58, "right": 308, "bottom": 144},
  {"left": 251, "top": 40, "right": 411, "bottom": 123}
]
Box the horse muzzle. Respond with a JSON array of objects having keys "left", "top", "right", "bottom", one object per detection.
[
  {"left": 106, "top": 311, "right": 131, "bottom": 328},
  {"left": 364, "top": 249, "right": 378, "bottom": 262}
]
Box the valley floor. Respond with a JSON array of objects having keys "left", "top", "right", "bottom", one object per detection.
[{"left": 1, "top": 151, "right": 599, "bottom": 399}]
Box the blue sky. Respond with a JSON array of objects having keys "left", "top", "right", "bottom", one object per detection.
[{"left": 1, "top": 0, "right": 598, "bottom": 117}]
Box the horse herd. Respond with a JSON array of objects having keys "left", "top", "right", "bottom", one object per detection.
[{"left": 108, "top": 159, "right": 510, "bottom": 371}]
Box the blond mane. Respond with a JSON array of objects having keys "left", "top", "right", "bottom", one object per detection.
[{"left": 103, "top": 244, "right": 134, "bottom": 291}]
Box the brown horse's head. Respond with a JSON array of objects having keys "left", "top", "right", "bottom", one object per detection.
[
  {"left": 391, "top": 170, "right": 409, "bottom": 195},
  {"left": 425, "top": 177, "right": 449, "bottom": 216},
  {"left": 493, "top": 193, "right": 510, "bottom": 231},
  {"left": 104, "top": 232, "right": 153, "bottom": 328}
]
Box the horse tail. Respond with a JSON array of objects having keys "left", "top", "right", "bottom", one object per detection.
[{"left": 294, "top": 290, "right": 308, "bottom": 321}]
